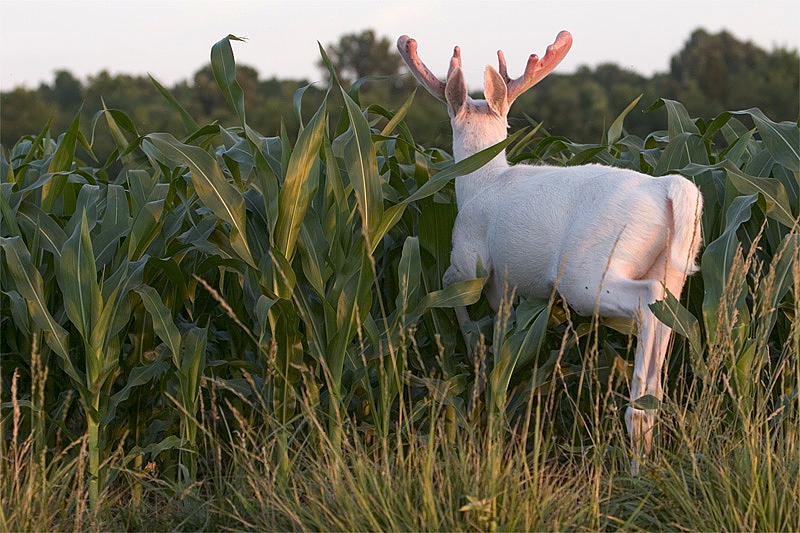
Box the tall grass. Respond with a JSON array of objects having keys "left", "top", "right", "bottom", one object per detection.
[{"left": 1, "top": 35, "right": 798, "bottom": 531}]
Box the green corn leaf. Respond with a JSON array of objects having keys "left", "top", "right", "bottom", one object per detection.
[
  {"left": 566, "top": 146, "right": 608, "bottom": 166},
  {"left": 744, "top": 150, "right": 776, "bottom": 178},
  {"left": 102, "top": 106, "right": 139, "bottom": 137},
  {"left": 0, "top": 184, "right": 21, "bottom": 237},
  {"left": 327, "top": 249, "right": 374, "bottom": 387},
  {"left": 127, "top": 436, "right": 186, "bottom": 464},
  {"left": 89, "top": 283, "right": 125, "bottom": 365},
  {"left": 342, "top": 87, "right": 383, "bottom": 245},
  {"left": 293, "top": 84, "right": 313, "bottom": 134},
  {"left": 720, "top": 117, "right": 754, "bottom": 150},
  {"left": 630, "top": 395, "right": 662, "bottom": 411},
  {"left": 322, "top": 131, "right": 346, "bottom": 214},
  {"left": 147, "top": 132, "right": 255, "bottom": 267},
  {"left": 317, "top": 41, "right": 341, "bottom": 92},
  {"left": 16, "top": 202, "right": 67, "bottom": 258},
  {"left": 379, "top": 88, "right": 416, "bottom": 138},
  {"left": 0, "top": 236, "right": 70, "bottom": 360},
  {"left": 256, "top": 294, "right": 277, "bottom": 335},
  {"left": 210, "top": 35, "right": 247, "bottom": 125},
  {"left": 94, "top": 184, "right": 130, "bottom": 267},
  {"left": 734, "top": 339, "right": 757, "bottom": 398},
  {"left": 3, "top": 289, "right": 30, "bottom": 336},
  {"left": 701, "top": 194, "right": 756, "bottom": 342},
  {"left": 41, "top": 109, "right": 81, "bottom": 212},
  {"left": 607, "top": 94, "right": 642, "bottom": 145},
  {"left": 508, "top": 122, "right": 544, "bottom": 159},
  {"left": 265, "top": 247, "right": 297, "bottom": 299},
  {"left": 127, "top": 169, "right": 154, "bottom": 213},
  {"left": 654, "top": 132, "right": 709, "bottom": 176},
  {"left": 369, "top": 202, "right": 406, "bottom": 255},
  {"left": 149, "top": 74, "right": 199, "bottom": 134},
  {"left": 650, "top": 290, "right": 705, "bottom": 378},
  {"left": 136, "top": 285, "right": 182, "bottom": 367},
  {"left": 102, "top": 258, "right": 145, "bottom": 340},
  {"left": 330, "top": 245, "right": 371, "bottom": 333},
  {"left": 489, "top": 297, "right": 552, "bottom": 411},
  {"left": 396, "top": 236, "right": 421, "bottom": 317},
  {"left": 296, "top": 215, "right": 329, "bottom": 297},
  {"left": 292, "top": 283, "right": 329, "bottom": 364},
  {"left": 126, "top": 199, "right": 164, "bottom": 261},
  {"left": 271, "top": 302, "right": 302, "bottom": 424},
  {"left": 103, "top": 356, "right": 170, "bottom": 426},
  {"left": 179, "top": 327, "right": 207, "bottom": 414},
  {"left": 146, "top": 257, "right": 187, "bottom": 301},
  {"left": 648, "top": 98, "right": 701, "bottom": 137},
  {"left": 700, "top": 111, "right": 733, "bottom": 144},
  {"left": 58, "top": 211, "right": 100, "bottom": 343},
  {"left": 103, "top": 184, "right": 129, "bottom": 229},
  {"left": 723, "top": 128, "right": 756, "bottom": 167},
  {"left": 405, "top": 131, "right": 521, "bottom": 204},
  {"left": 724, "top": 161, "right": 796, "bottom": 227},
  {"left": 756, "top": 233, "right": 800, "bottom": 341},
  {"left": 512, "top": 296, "right": 552, "bottom": 361},
  {"left": 418, "top": 277, "right": 486, "bottom": 312},
  {"left": 63, "top": 184, "right": 100, "bottom": 239},
  {"left": 250, "top": 136, "right": 281, "bottom": 237},
  {"left": 279, "top": 121, "right": 292, "bottom": 178},
  {"left": 102, "top": 103, "right": 138, "bottom": 164},
  {"left": 18, "top": 115, "right": 53, "bottom": 168},
  {"left": 274, "top": 99, "right": 327, "bottom": 261},
  {"left": 733, "top": 108, "right": 799, "bottom": 173}
]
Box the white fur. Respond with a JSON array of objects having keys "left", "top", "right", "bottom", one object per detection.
[{"left": 399, "top": 32, "right": 703, "bottom": 473}]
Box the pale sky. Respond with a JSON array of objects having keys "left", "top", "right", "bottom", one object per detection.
[{"left": 1, "top": 0, "right": 798, "bottom": 92}]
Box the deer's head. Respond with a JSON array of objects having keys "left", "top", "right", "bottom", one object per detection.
[{"left": 397, "top": 31, "right": 572, "bottom": 161}]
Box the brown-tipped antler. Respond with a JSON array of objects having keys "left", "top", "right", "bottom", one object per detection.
[
  {"left": 498, "top": 30, "right": 572, "bottom": 104},
  {"left": 397, "top": 35, "right": 461, "bottom": 102}
]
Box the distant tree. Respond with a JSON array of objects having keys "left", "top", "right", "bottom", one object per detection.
[
  {"left": 193, "top": 65, "right": 229, "bottom": 117},
  {"left": 320, "top": 30, "right": 404, "bottom": 85},
  {"left": 1, "top": 27, "right": 796, "bottom": 159},
  {"left": 0, "top": 89, "right": 58, "bottom": 149},
  {"left": 669, "top": 28, "right": 799, "bottom": 120},
  {"left": 40, "top": 70, "right": 83, "bottom": 111}
]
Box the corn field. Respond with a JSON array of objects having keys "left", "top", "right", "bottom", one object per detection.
[{"left": 1, "top": 36, "right": 798, "bottom": 531}]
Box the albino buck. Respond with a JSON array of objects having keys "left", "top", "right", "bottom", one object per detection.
[{"left": 397, "top": 31, "right": 703, "bottom": 472}]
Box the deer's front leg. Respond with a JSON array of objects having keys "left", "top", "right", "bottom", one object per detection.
[{"left": 443, "top": 264, "right": 475, "bottom": 359}]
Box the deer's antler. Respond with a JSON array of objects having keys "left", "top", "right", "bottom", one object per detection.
[
  {"left": 397, "top": 35, "right": 461, "bottom": 102},
  {"left": 499, "top": 30, "right": 572, "bottom": 104}
]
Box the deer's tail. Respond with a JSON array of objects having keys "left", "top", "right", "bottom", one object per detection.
[{"left": 667, "top": 177, "right": 703, "bottom": 275}]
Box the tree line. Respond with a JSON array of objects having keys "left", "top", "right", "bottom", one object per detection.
[{"left": 2, "top": 28, "right": 797, "bottom": 159}]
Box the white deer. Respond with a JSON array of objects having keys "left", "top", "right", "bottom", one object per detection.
[{"left": 397, "top": 31, "right": 703, "bottom": 473}]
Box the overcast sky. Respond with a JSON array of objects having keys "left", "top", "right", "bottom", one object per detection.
[{"left": 1, "top": 0, "right": 798, "bottom": 92}]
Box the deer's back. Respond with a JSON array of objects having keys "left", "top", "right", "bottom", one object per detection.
[{"left": 474, "top": 164, "right": 675, "bottom": 297}]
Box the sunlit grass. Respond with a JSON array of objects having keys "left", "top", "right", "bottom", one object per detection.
[{"left": 4, "top": 270, "right": 797, "bottom": 532}]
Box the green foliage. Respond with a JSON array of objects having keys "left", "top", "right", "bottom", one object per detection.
[
  {"left": 320, "top": 29, "right": 405, "bottom": 83},
  {"left": 2, "top": 28, "right": 797, "bottom": 163},
  {"left": 1, "top": 33, "right": 798, "bottom": 531}
]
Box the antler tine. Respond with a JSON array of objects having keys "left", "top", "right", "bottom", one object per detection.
[
  {"left": 497, "top": 49, "right": 511, "bottom": 84},
  {"left": 397, "top": 35, "right": 447, "bottom": 102},
  {"left": 506, "top": 30, "right": 572, "bottom": 104},
  {"left": 447, "top": 46, "right": 462, "bottom": 79}
]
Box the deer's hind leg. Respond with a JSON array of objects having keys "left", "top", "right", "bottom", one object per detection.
[{"left": 559, "top": 272, "right": 666, "bottom": 474}]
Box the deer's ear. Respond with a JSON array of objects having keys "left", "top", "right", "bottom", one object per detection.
[
  {"left": 445, "top": 67, "right": 467, "bottom": 117},
  {"left": 484, "top": 65, "right": 508, "bottom": 116}
]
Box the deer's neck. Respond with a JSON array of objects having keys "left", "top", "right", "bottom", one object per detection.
[{"left": 451, "top": 111, "right": 509, "bottom": 206}]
